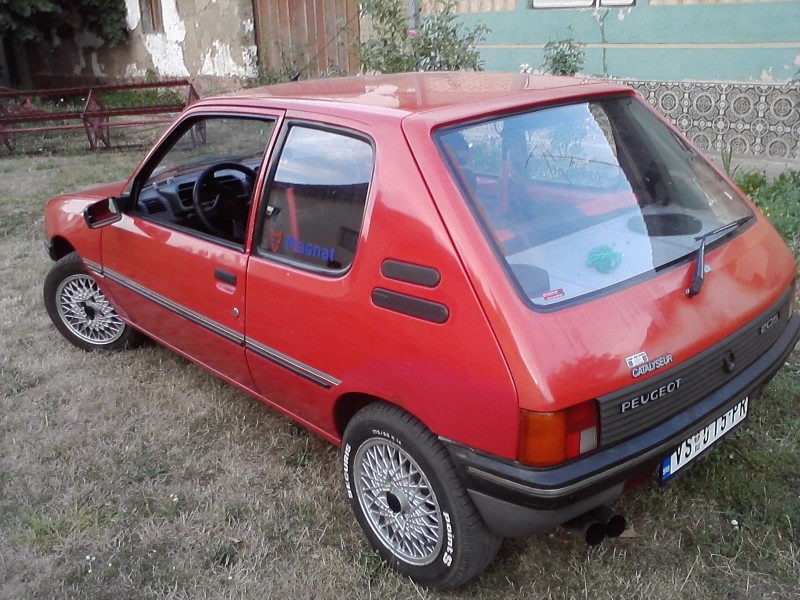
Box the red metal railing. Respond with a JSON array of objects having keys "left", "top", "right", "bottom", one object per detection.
[{"left": 0, "top": 80, "right": 198, "bottom": 151}]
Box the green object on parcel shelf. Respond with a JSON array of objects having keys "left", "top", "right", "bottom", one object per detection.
[{"left": 587, "top": 244, "right": 623, "bottom": 274}]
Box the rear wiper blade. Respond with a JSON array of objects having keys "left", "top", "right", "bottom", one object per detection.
[{"left": 685, "top": 215, "right": 752, "bottom": 298}]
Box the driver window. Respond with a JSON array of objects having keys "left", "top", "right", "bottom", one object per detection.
[{"left": 133, "top": 116, "right": 275, "bottom": 245}]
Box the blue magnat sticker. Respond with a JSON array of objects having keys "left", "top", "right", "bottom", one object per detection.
[{"left": 285, "top": 236, "right": 336, "bottom": 262}]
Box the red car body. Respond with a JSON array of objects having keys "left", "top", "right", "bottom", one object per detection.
[{"left": 43, "top": 72, "right": 799, "bottom": 588}]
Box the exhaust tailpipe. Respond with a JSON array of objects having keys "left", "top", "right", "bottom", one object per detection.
[
  {"left": 564, "top": 506, "right": 626, "bottom": 545},
  {"left": 563, "top": 513, "right": 606, "bottom": 546},
  {"left": 590, "top": 506, "right": 626, "bottom": 538}
]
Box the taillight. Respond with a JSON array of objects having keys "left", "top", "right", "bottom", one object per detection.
[{"left": 518, "top": 400, "right": 599, "bottom": 467}]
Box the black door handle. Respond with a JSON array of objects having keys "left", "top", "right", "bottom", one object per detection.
[{"left": 214, "top": 268, "right": 237, "bottom": 286}]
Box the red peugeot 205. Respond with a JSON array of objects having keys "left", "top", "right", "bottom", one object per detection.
[{"left": 43, "top": 73, "right": 799, "bottom": 588}]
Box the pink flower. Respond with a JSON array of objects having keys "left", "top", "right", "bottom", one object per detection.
[{"left": 407, "top": 29, "right": 418, "bottom": 38}]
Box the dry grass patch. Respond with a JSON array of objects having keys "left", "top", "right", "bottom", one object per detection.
[{"left": 1, "top": 150, "right": 798, "bottom": 599}]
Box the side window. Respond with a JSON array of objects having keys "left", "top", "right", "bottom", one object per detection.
[
  {"left": 259, "top": 126, "right": 374, "bottom": 272},
  {"left": 134, "top": 116, "right": 275, "bottom": 245}
]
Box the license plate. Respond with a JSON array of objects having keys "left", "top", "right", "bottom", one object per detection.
[{"left": 660, "top": 396, "right": 749, "bottom": 482}]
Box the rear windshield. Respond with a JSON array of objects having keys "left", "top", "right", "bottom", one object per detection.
[{"left": 437, "top": 96, "right": 752, "bottom": 307}]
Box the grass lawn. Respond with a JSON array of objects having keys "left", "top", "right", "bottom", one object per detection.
[{"left": 1, "top": 148, "right": 798, "bottom": 599}]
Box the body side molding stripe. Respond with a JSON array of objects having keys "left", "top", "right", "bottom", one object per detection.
[
  {"left": 102, "top": 267, "right": 244, "bottom": 345},
  {"left": 84, "top": 258, "right": 102, "bottom": 275},
  {"left": 100, "top": 267, "right": 340, "bottom": 389},
  {"left": 245, "top": 339, "right": 341, "bottom": 389}
]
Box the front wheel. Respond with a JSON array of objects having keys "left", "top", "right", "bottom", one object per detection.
[
  {"left": 342, "top": 403, "right": 502, "bottom": 589},
  {"left": 43, "top": 252, "right": 143, "bottom": 351}
]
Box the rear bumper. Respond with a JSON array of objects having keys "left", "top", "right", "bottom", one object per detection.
[{"left": 443, "top": 312, "right": 800, "bottom": 538}]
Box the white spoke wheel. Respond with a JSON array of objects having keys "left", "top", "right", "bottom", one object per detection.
[
  {"left": 342, "top": 403, "right": 502, "bottom": 589},
  {"left": 55, "top": 274, "right": 125, "bottom": 344},
  {"left": 44, "top": 252, "right": 142, "bottom": 351},
  {"left": 353, "top": 438, "right": 444, "bottom": 566}
]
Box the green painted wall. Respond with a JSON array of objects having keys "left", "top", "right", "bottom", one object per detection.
[{"left": 458, "top": 1, "right": 800, "bottom": 82}]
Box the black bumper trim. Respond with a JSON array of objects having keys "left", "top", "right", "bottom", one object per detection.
[
  {"left": 444, "top": 312, "right": 800, "bottom": 511},
  {"left": 468, "top": 484, "right": 624, "bottom": 538}
]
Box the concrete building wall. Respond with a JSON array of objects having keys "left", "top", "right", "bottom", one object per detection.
[
  {"left": 24, "top": 0, "right": 257, "bottom": 86},
  {"left": 110, "top": 0, "right": 258, "bottom": 80}
]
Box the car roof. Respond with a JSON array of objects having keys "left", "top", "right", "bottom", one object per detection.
[{"left": 198, "top": 72, "right": 634, "bottom": 124}]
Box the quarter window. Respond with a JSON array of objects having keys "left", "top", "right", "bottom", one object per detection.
[{"left": 259, "top": 126, "right": 374, "bottom": 272}]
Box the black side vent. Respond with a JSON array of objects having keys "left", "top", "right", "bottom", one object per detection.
[
  {"left": 142, "top": 199, "right": 166, "bottom": 214},
  {"left": 177, "top": 182, "right": 195, "bottom": 207},
  {"left": 381, "top": 259, "right": 441, "bottom": 288},
  {"left": 371, "top": 288, "right": 449, "bottom": 324}
]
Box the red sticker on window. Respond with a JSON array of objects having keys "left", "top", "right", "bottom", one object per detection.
[
  {"left": 542, "top": 289, "right": 565, "bottom": 301},
  {"left": 270, "top": 230, "right": 284, "bottom": 252}
]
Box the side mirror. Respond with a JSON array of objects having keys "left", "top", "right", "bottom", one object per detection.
[{"left": 84, "top": 196, "right": 124, "bottom": 229}]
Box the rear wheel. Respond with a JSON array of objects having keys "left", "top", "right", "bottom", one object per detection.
[
  {"left": 43, "top": 252, "right": 143, "bottom": 351},
  {"left": 342, "top": 403, "right": 502, "bottom": 589}
]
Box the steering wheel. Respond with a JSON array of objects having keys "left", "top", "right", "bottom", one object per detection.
[{"left": 192, "top": 162, "right": 256, "bottom": 239}]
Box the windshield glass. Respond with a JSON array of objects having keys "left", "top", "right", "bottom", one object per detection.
[{"left": 437, "top": 96, "right": 752, "bottom": 307}]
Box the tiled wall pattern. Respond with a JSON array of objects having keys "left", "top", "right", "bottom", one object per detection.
[{"left": 625, "top": 80, "right": 799, "bottom": 160}]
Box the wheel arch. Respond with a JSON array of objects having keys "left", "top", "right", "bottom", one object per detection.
[
  {"left": 333, "top": 392, "right": 417, "bottom": 441},
  {"left": 47, "top": 236, "right": 76, "bottom": 261}
]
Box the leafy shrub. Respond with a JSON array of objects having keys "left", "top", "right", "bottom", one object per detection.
[
  {"left": 737, "top": 170, "right": 800, "bottom": 257},
  {"left": 734, "top": 170, "right": 767, "bottom": 199},
  {"left": 257, "top": 53, "right": 304, "bottom": 86},
  {"left": 358, "top": 0, "right": 489, "bottom": 74},
  {"left": 541, "top": 35, "right": 585, "bottom": 76},
  {"left": 0, "top": 0, "right": 128, "bottom": 47}
]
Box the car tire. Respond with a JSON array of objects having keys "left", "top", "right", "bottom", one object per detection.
[
  {"left": 342, "top": 403, "right": 502, "bottom": 589},
  {"left": 43, "top": 252, "right": 143, "bottom": 352}
]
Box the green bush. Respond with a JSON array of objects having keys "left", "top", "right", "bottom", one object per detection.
[
  {"left": 541, "top": 35, "right": 585, "bottom": 76},
  {"left": 0, "top": 0, "right": 128, "bottom": 47},
  {"left": 358, "top": 0, "right": 489, "bottom": 74},
  {"left": 734, "top": 170, "right": 767, "bottom": 198},
  {"left": 737, "top": 170, "right": 800, "bottom": 257}
]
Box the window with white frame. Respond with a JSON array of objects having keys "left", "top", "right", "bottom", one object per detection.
[{"left": 531, "top": 0, "right": 634, "bottom": 7}]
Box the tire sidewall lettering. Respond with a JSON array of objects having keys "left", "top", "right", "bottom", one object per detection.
[
  {"left": 370, "top": 428, "right": 401, "bottom": 446},
  {"left": 442, "top": 511, "right": 454, "bottom": 567},
  {"left": 342, "top": 442, "right": 353, "bottom": 499}
]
